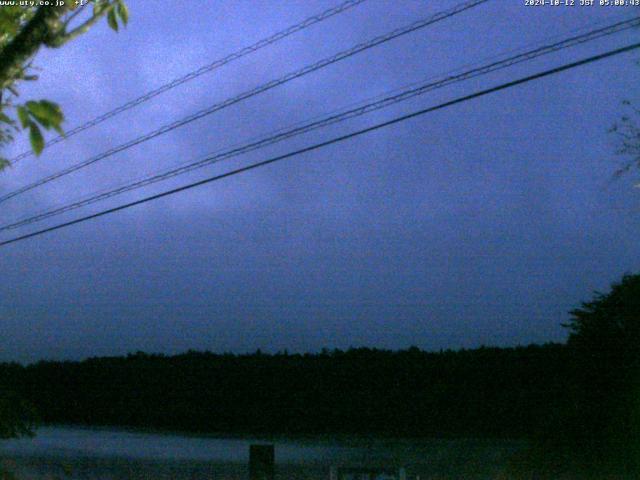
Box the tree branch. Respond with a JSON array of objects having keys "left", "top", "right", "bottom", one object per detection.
[
  {"left": 54, "top": 6, "right": 113, "bottom": 47},
  {"left": 61, "top": 3, "right": 89, "bottom": 30},
  {"left": 0, "top": 5, "right": 69, "bottom": 89}
]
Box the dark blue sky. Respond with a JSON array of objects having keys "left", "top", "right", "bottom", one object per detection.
[{"left": 1, "top": 0, "right": 638, "bottom": 363}]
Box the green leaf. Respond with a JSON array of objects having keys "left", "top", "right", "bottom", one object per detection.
[
  {"left": 16, "top": 105, "right": 30, "bottom": 129},
  {"left": 107, "top": 8, "right": 118, "bottom": 31},
  {"left": 26, "top": 101, "right": 50, "bottom": 129},
  {"left": 26, "top": 100, "right": 63, "bottom": 130},
  {"left": 0, "top": 157, "right": 9, "bottom": 171},
  {"left": 0, "top": 112, "right": 13, "bottom": 125},
  {"left": 40, "top": 99, "right": 63, "bottom": 119},
  {"left": 29, "top": 123, "right": 44, "bottom": 155},
  {"left": 117, "top": 0, "right": 128, "bottom": 25},
  {"left": 93, "top": 0, "right": 109, "bottom": 15}
]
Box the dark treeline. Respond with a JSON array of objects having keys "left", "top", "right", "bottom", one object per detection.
[
  {"left": 1, "top": 273, "right": 638, "bottom": 476},
  {"left": 0, "top": 344, "right": 572, "bottom": 438}
]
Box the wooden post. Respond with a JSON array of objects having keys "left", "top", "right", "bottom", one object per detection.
[
  {"left": 329, "top": 466, "right": 338, "bottom": 480},
  {"left": 249, "top": 444, "right": 274, "bottom": 480}
]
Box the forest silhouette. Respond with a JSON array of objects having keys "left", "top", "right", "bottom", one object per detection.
[{"left": 1, "top": 273, "right": 638, "bottom": 476}]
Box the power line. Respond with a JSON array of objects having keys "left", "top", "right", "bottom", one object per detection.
[
  {"left": 0, "top": 0, "right": 489, "bottom": 205},
  {"left": 3, "top": 15, "right": 638, "bottom": 232},
  {"left": 1, "top": 41, "right": 638, "bottom": 248},
  {"left": 7, "top": 0, "right": 369, "bottom": 165}
]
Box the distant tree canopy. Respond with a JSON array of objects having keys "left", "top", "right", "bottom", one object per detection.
[
  {"left": 0, "top": 344, "right": 574, "bottom": 438},
  {"left": 0, "top": 0, "right": 128, "bottom": 168},
  {"left": 0, "top": 273, "right": 638, "bottom": 476}
]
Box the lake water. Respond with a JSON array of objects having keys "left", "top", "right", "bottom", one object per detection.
[
  {"left": 0, "top": 426, "right": 526, "bottom": 479},
  {"left": 0, "top": 426, "right": 367, "bottom": 463}
]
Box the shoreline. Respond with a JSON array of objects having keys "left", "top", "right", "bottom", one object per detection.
[
  {"left": 0, "top": 427, "right": 528, "bottom": 479},
  {"left": 32, "top": 423, "right": 531, "bottom": 445}
]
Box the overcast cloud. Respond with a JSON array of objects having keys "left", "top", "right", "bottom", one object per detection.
[{"left": 0, "top": 0, "right": 638, "bottom": 363}]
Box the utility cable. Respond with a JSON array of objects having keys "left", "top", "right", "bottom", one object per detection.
[
  {"left": 2, "top": 15, "right": 637, "bottom": 232},
  {"left": 0, "top": 0, "right": 489, "bottom": 204},
  {"left": 1, "top": 41, "right": 638, "bottom": 248},
  {"left": 7, "top": 0, "right": 369, "bottom": 164}
]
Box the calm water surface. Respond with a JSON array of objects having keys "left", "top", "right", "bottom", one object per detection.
[
  {"left": 0, "top": 426, "right": 525, "bottom": 479},
  {"left": 0, "top": 426, "right": 384, "bottom": 463}
]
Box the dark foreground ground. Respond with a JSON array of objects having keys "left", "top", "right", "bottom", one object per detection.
[
  {"left": 0, "top": 438, "right": 526, "bottom": 479},
  {"left": 2, "top": 441, "right": 637, "bottom": 479},
  {"left": 0, "top": 457, "right": 509, "bottom": 480}
]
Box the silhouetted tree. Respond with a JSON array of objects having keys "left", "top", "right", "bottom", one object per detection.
[{"left": 562, "top": 273, "right": 640, "bottom": 474}]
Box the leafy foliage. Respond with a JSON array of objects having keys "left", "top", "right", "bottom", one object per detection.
[
  {"left": 15, "top": 100, "right": 64, "bottom": 155},
  {"left": 0, "top": 0, "right": 128, "bottom": 441},
  {"left": 0, "top": 7, "right": 36, "bottom": 47},
  {"left": 565, "top": 273, "right": 640, "bottom": 354},
  {"left": 558, "top": 273, "right": 640, "bottom": 475},
  {"left": 0, "top": 0, "right": 128, "bottom": 169}
]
